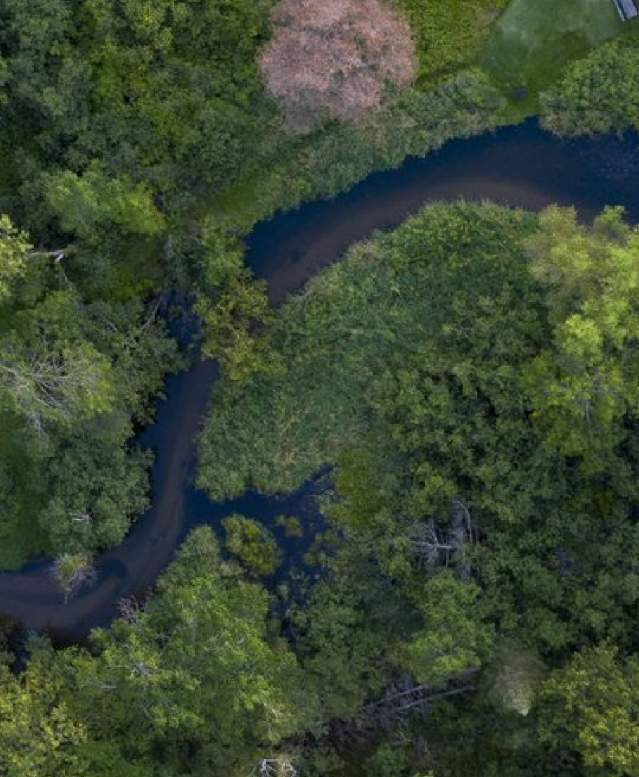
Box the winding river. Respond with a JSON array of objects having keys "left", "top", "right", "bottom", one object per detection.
[{"left": 2, "top": 119, "right": 639, "bottom": 640}]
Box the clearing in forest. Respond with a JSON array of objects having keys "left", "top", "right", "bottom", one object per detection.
[
  {"left": 482, "top": 0, "right": 626, "bottom": 110},
  {"left": 394, "top": 0, "right": 510, "bottom": 85}
]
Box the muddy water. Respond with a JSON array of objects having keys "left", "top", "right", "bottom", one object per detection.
[{"left": 1, "top": 119, "right": 638, "bottom": 638}]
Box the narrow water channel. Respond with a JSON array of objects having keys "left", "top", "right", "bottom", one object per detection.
[{"left": 1, "top": 119, "right": 638, "bottom": 639}]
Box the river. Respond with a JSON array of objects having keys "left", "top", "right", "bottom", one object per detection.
[{"left": 1, "top": 119, "right": 638, "bottom": 640}]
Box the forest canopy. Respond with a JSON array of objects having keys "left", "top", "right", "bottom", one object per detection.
[
  {"left": 2, "top": 0, "right": 639, "bottom": 775},
  {"left": 195, "top": 201, "right": 639, "bottom": 774},
  {"left": 4, "top": 202, "right": 639, "bottom": 775}
]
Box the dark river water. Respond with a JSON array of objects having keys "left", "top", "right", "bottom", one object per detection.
[{"left": 2, "top": 119, "right": 639, "bottom": 640}]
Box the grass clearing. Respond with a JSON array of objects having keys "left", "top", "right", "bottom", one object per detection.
[
  {"left": 395, "top": 0, "right": 510, "bottom": 86},
  {"left": 482, "top": 0, "right": 626, "bottom": 114}
]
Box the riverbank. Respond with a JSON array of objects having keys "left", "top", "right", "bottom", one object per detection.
[{"left": 1, "top": 120, "right": 638, "bottom": 638}]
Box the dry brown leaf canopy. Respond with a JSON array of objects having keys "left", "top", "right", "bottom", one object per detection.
[{"left": 260, "top": 0, "right": 416, "bottom": 131}]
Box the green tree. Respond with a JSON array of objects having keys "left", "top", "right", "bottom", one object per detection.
[
  {"left": 0, "top": 215, "right": 31, "bottom": 302},
  {"left": 397, "top": 573, "right": 493, "bottom": 687},
  {"left": 45, "top": 165, "right": 165, "bottom": 240},
  {"left": 0, "top": 216, "right": 178, "bottom": 565},
  {"left": 0, "top": 293, "right": 115, "bottom": 435},
  {"left": 194, "top": 221, "right": 273, "bottom": 381},
  {"left": 293, "top": 543, "right": 411, "bottom": 722},
  {"left": 0, "top": 646, "right": 89, "bottom": 777},
  {"left": 58, "top": 528, "right": 315, "bottom": 774},
  {"left": 223, "top": 514, "right": 283, "bottom": 576},
  {"left": 538, "top": 644, "right": 639, "bottom": 777},
  {"left": 54, "top": 552, "right": 96, "bottom": 601},
  {"left": 522, "top": 206, "right": 639, "bottom": 467},
  {"left": 44, "top": 435, "right": 151, "bottom": 556},
  {"left": 541, "top": 38, "right": 639, "bottom": 136}
]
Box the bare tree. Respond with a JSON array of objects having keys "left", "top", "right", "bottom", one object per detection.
[
  {"left": 29, "top": 248, "right": 67, "bottom": 263},
  {"left": 407, "top": 519, "right": 457, "bottom": 567},
  {"left": 53, "top": 552, "right": 97, "bottom": 603},
  {"left": 406, "top": 498, "right": 476, "bottom": 580},
  {"left": 362, "top": 673, "right": 476, "bottom": 728},
  {"left": 69, "top": 510, "right": 93, "bottom": 527},
  {"left": 0, "top": 340, "right": 112, "bottom": 435},
  {"left": 450, "top": 498, "right": 474, "bottom": 582},
  {"left": 251, "top": 757, "right": 298, "bottom": 777},
  {"left": 118, "top": 596, "right": 145, "bottom": 624}
]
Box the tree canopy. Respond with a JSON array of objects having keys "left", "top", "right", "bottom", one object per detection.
[
  {"left": 2, "top": 0, "right": 639, "bottom": 774},
  {"left": 196, "top": 202, "right": 639, "bottom": 774}
]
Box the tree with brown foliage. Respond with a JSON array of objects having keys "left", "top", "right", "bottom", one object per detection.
[{"left": 260, "top": 0, "right": 416, "bottom": 131}]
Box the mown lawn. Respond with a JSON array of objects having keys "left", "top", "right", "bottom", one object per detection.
[{"left": 482, "top": 0, "right": 625, "bottom": 113}]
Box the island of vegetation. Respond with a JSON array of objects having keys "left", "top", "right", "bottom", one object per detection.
[{"left": 1, "top": 0, "right": 639, "bottom": 775}]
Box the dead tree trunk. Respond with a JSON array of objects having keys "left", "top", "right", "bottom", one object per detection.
[
  {"left": 406, "top": 498, "right": 476, "bottom": 580},
  {"left": 362, "top": 674, "right": 476, "bottom": 729}
]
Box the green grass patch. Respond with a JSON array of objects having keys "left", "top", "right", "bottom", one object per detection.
[
  {"left": 0, "top": 416, "right": 49, "bottom": 569},
  {"left": 395, "top": 0, "right": 510, "bottom": 86},
  {"left": 482, "top": 0, "right": 626, "bottom": 113}
]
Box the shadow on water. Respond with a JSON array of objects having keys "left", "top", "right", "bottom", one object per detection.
[{"left": 1, "top": 119, "right": 639, "bottom": 640}]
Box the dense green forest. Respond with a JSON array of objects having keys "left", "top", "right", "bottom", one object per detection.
[
  {"left": 2, "top": 0, "right": 639, "bottom": 775},
  {"left": 6, "top": 201, "right": 639, "bottom": 776},
  {"left": 197, "top": 201, "right": 639, "bottom": 775}
]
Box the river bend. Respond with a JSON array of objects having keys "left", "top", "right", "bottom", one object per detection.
[{"left": 1, "top": 119, "right": 638, "bottom": 639}]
